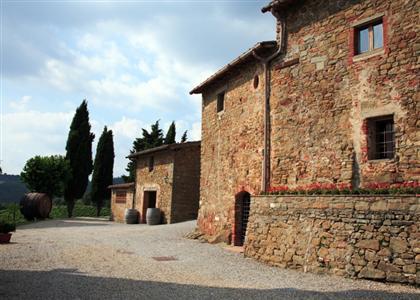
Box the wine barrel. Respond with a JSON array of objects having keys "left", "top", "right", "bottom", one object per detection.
[
  {"left": 124, "top": 208, "right": 139, "bottom": 224},
  {"left": 146, "top": 208, "right": 161, "bottom": 225},
  {"left": 20, "top": 193, "right": 52, "bottom": 221}
]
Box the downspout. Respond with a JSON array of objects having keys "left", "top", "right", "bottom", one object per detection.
[{"left": 253, "top": 11, "right": 286, "bottom": 193}]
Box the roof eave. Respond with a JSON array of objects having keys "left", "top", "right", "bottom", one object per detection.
[
  {"left": 189, "top": 41, "right": 277, "bottom": 95},
  {"left": 127, "top": 141, "right": 201, "bottom": 159},
  {"left": 261, "top": 0, "right": 295, "bottom": 13}
]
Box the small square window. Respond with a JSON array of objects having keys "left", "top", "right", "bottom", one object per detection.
[
  {"left": 367, "top": 116, "right": 395, "bottom": 160},
  {"left": 148, "top": 156, "right": 154, "bottom": 172},
  {"left": 115, "top": 191, "right": 127, "bottom": 203},
  {"left": 217, "top": 92, "right": 225, "bottom": 113},
  {"left": 355, "top": 19, "right": 383, "bottom": 55}
]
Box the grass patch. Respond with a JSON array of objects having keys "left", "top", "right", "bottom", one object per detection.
[{"left": 50, "top": 201, "right": 110, "bottom": 219}]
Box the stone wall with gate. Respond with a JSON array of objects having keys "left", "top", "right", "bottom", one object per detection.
[{"left": 245, "top": 195, "right": 420, "bottom": 285}]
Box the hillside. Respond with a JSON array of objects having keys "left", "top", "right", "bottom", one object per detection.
[
  {"left": 0, "top": 174, "right": 124, "bottom": 204},
  {"left": 0, "top": 174, "right": 28, "bottom": 203}
]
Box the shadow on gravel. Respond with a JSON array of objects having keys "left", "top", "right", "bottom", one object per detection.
[
  {"left": 0, "top": 269, "right": 418, "bottom": 300},
  {"left": 18, "top": 218, "right": 112, "bottom": 230}
]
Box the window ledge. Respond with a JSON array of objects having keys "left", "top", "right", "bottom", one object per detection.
[
  {"left": 353, "top": 48, "right": 385, "bottom": 62},
  {"left": 217, "top": 110, "right": 225, "bottom": 119},
  {"left": 367, "top": 158, "right": 395, "bottom": 163}
]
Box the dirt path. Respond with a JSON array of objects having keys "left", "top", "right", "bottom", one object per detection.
[{"left": 0, "top": 218, "right": 418, "bottom": 299}]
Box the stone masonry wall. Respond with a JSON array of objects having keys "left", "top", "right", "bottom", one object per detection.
[
  {"left": 270, "top": 0, "right": 419, "bottom": 189},
  {"left": 198, "top": 60, "right": 265, "bottom": 242},
  {"left": 110, "top": 188, "right": 134, "bottom": 223},
  {"left": 135, "top": 151, "right": 174, "bottom": 224},
  {"left": 172, "top": 145, "right": 201, "bottom": 223},
  {"left": 197, "top": 0, "right": 419, "bottom": 242},
  {"left": 245, "top": 195, "right": 420, "bottom": 285}
]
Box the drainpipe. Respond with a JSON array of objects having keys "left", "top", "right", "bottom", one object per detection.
[{"left": 253, "top": 11, "right": 286, "bottom": 193}]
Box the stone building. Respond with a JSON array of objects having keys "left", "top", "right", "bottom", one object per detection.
[
  {"left": 190, "top": 0, "right": 419, "bottom": 251},
  {"left": 120, "top": 141, "right": 201, "bottom": 224},
  {"left": 109, "top": 183, "right": 135, "bottom": 222}
]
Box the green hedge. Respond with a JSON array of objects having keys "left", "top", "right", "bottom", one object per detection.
[
  {"left": 265, "top": 187, "right": 420, "bottom": 196},
  {"left": 50, "top": 201, "right": 110, "bottom": 219},
  {"left": 0, "top": 200, "right": 110, "bottom": 226}
]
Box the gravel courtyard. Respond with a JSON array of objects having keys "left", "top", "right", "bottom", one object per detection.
[{"left": 0, "top": 218, "right": 419, "bottom": 299}]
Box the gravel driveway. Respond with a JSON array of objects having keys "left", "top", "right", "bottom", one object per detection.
[{"left": 0, "top": 218, "right": 418, "bottom": 299}]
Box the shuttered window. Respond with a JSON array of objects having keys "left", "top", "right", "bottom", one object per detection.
[{"left": 115, "top": 191, "right": 127, "bottom": 203}]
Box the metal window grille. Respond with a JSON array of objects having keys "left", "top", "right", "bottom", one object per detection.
[
  {"left": 240, "top": 194, "right": 251, "bottom": 245},
  {"left": 374, "top": 119, "right": 395, "bottom": 159}
]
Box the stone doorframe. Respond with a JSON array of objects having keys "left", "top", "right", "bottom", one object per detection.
[{"left": 141, "top": 189, "right": 158, "bottom": 223}]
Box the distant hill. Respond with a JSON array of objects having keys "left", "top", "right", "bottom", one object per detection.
[
  {"left": 0, "top": 174, "right": 28, "bottom": 203},
  {"left": 0, "top": 175, "right": 124, "bottom": 204}
]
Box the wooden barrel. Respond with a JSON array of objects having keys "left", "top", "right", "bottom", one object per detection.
[
  {"left": 146, "top": 208, "right": 161, "bottom": 225},
  {"left": 124, "top": 208, "right": 139, "bottom": 224},
  {"left": 20, "top": 193, "right": 52, "bottom": 221}
]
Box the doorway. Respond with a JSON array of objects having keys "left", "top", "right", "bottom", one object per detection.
[
  {"left": 234, "top": 191, "right": 251, "bottom": 246},
  {"left": 142, "top": 191, "right": 157, "bottom": 223}
]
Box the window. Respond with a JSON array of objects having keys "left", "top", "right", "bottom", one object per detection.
[
  {"left": 148, "top": 156, "right": 154, "bottom": 172},
  {"left": 367, "top": 116, "right": 395, "bottom": 160},
  {"left": 355, "top": 19, "right": 383, "bottom": 55},
  {"left": 253, "top": 75, "right": 259, "bottom": 89},
  {"left": 217, "top": 91, "right": 225, "bottom": 113},
  {"left": 115, "top": 191, "right": 127, "bottom": 203}
]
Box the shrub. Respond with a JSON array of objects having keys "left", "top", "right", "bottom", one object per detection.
[
  {"left": 0, "top": 221, "right": 16, "bottom": 234},
  {"left": 21, "top": 155, "right": 71, "bottom": 198},
  {"left": 265, "top": 181, "right": 419, "bottom": 196}
]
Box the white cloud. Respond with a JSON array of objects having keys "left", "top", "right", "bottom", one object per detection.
[
  {"left": 137, "top": 59, "right": 152, "bottom": 76},
  {"left": 9, "top": 95, "right": 32, "bottom": 111},
  {"left": 2, "top": 110, "right": 73, "bottom": 174},
  {"left": 110, "top": 116, "right": 144, "bottom": 140},
  {"left": 77, "top": 33, "right": 103, "bottom": 50},
  {"left": 190, "top": 122, "right": 201, "bottom": 141}
]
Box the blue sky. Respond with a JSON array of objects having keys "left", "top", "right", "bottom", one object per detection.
[{"left": 1, "top": 0, "right": 275, "bottom": 176}]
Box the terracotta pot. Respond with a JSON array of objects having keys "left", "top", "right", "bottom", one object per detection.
[{"left": 0, "top": 233, "right": 12, "bottom": 244}]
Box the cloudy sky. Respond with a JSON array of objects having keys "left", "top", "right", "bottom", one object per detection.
[{"left": 1, "top": 0, "right": 275, "bottom": 176}]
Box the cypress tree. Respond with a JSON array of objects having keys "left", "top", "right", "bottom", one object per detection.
[
  {"left": 181, "top": 130, "right": 188, "bottom": 143},
  {"left": 123, "top": 120, "right": 164, "bottom": 182},
  {"left": 64, "top": 100, "right": 95, "bottom": 217},
  {"left": 164, "top": 121, "right": 176, "bottom": 144},
  {"left": 91, "top": 127, "right": 114, "bottom": 216}
]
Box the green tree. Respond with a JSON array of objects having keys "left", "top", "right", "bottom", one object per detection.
[
  {"left": 181, "top": 130, "right": 188, "bottom": 143},
  {"left": 164, "top": 121, "right": 176, "bottom": 144},
  {"left": 20, "top": 155, "right": 71, "bottom": 198},
  {"left": 123, "top": 120, "right": 164, "bottom": 182},
  {"left": 91, "top": 127, "right": 115, "bottom": 216},
  {"left": 64, "top": 100, "right": 95, "bottom": 217}
]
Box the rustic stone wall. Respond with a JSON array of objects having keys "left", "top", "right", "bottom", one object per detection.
[
  {"left": 198, "top": 60, "right": 265, "bottom": 242},
  {"left": 270, "top": 0, "right": 419, "bottom": 189},
  {"left": 172, "top": 146, "right": 201, "bottom": 223},
  {"left": 245, "top": 195, "right": 420, "bottom": 285},
  {"left": 134, "top": 143, "right": 201, "bottom": 224},
  {"left": 110, "top": 188, "right": 134, "bottom": 223},
  {"left": 197, "top": 0, "right": 419, "bottom": 241},
  {"left": 135, "top": 151, "right": 174, "bottom": 224}
]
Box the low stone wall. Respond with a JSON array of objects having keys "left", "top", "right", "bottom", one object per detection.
[{"left": 244, "top": 195, "right": 420, "bottom": 285}]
